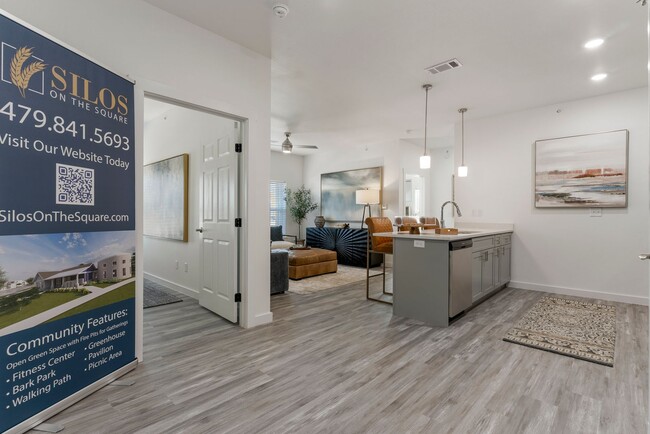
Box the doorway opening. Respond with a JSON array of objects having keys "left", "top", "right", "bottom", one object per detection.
[{"left": 142, "top": 95, "right": 242, "bottom": 326}]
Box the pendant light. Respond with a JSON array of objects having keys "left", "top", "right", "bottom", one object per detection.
[
  {"left": 420, "top": 84, "right": 432, "bottom": 169},
  {"left": 457, "top": 108, "right": 468, "bottom": 177}
]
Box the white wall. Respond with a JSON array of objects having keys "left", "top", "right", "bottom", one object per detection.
[
  {"left": 0, "top": 0, "right": 273, "bottom": 337},
  {"left": 429, "top": 146, "right": 454, "bottom": 224},
  {"left": 455, "top": 87, "right": 649, "bottom": 305},
  {"left": 270, "top": 151, "right": 304, "bottom": 237}
]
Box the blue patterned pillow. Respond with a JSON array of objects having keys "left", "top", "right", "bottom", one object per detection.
[{"left": 270, "top": 225, "right": 283, "bottom": 241}]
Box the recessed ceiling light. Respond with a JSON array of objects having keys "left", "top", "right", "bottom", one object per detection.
[
  {"left": 591, "top": 73, "right": 607, "bottom": 81},
  {"left": 584, "top": 38, "right": 604, "bottom": 49},
  {"left": 272, "top": 4, "right": 289, "bottom": 18}
]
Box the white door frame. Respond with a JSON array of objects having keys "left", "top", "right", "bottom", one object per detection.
[{"left": 136, "top": 89, "right": 249, "bottom": 358}]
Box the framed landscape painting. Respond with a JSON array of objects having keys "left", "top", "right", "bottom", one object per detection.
[
  {"left": 144, "top": 154, "right": 189, "bottom": 241},
  {"left": 535, "top": 130, "right": 628, "bottom": 208},
  {"left": 321, "top": 167, "right": 383, "bottom": 222}
]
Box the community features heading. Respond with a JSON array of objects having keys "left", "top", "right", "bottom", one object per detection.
[{"left": 5, "top": 309, "right": 128, "bottom": 356}]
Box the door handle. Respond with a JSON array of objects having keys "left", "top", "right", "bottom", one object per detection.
[
  {"left": 640, "top": 254, "right": 650, "bottom": 260},
  {"left": 196, "top": 227, "right": 204, "bottom": 233}
]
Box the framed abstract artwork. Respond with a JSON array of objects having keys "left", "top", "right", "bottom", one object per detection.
[
  {"left": 535, "top": 130, "right": 628, "bottom": 208},
  {"left": 321, "top": 167, "right": 383, "bottom": 222},
  {"left": 144, "top": 154, "right": 189, "bottom": 241}
]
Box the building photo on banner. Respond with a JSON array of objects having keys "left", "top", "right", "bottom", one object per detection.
[{"left": 0, "top": 12, "right": 135, "bottom": 434}]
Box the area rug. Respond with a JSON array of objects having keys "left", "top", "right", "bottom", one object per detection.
[
  {"left": 503, "top": 296, "right": 616, "bottom": 367},
  {"left": 289, "top": 264, "right": 391, "bottom": 295},
  {"left": 144, "top": 279, "right": 183, "bottom": 309}
]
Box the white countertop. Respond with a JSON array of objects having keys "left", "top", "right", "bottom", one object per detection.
[{"left": 374, "top": 224, "right": 513, "bottom": 242}]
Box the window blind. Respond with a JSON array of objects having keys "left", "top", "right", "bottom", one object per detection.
[{"left": 269, "top": 180, "right": 287, "bottom": 229}]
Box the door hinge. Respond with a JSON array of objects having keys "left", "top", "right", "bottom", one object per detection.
[
  {"left": 235, "top": 143, "right": 242, "bottom": 153},
  {"left": 234, "top": 293, "right": 242, "bottom": 303},
  {"left": 235, "top": 218, "right": 242, "bottom": 227}
]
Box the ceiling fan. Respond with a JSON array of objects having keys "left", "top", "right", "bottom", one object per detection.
[{"left": 272, "top": 132, "right": 319, "bottom": 154}]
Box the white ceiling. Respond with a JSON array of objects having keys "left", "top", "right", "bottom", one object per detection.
[{"left": 143, "top": 0, "right": 647, "bottom": 153}]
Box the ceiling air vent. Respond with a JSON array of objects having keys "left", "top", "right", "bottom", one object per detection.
[{"left": 425, "top": 58, "right": 463, "bottom": 75}]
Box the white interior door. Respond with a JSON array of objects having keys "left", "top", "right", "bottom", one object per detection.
[{"left": 198, "top": 121, "right": 239, "bottom": 323}]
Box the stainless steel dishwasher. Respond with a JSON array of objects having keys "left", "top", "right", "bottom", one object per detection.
[{"left": 449, "top": 239, "right": 473, "bottom": 317}]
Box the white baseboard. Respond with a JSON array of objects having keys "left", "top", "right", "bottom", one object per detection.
[
  {"left": 245, "top": 311, "right": 273, "bottom": 328},
  {"left": 509, "top": 280, "right": 648, "bottom": 306},
  {"left": 144, "top": 272, "right": 198, "bottom": 299}
]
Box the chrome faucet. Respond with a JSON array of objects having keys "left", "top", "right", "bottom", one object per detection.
[{"left": 440, "top": 201, "right": 462, "bottom": 228}]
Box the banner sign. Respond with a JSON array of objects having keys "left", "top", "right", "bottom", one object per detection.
[{"left": 0, "top": 13, "right": 136, "bottom": 433}]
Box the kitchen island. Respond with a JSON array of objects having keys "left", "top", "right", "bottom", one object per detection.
[{"left": 375, "top": 224, "right": 514, "bottom": 327}]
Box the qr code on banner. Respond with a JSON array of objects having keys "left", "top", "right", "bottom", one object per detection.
[{"left": 56, "top": 163, "right": 95, "bottom": 206}]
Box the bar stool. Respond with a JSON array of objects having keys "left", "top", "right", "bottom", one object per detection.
[
  {"left": 394, "top": 216, "right": 418, "bottom": 226},
  {"left": 394, "top": 216, "right": 419, "bottom": 232},
  {"left": 365, "top": 217, "right": 393, "bottom": 304},
  {"left": 419, "top": 216, "right": 441, "bottom": 229}
]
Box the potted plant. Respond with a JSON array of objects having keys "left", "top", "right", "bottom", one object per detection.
[{"left": 285, "top": 186, "right": 318, "bottom": 242}]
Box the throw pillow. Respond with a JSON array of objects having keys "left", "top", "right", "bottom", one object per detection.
[
  {"left": 270, "top": 225, "right": 284, "bottom": 242},
  {"left": 271, "top": 241, "right": 294, "bottom": 250}
]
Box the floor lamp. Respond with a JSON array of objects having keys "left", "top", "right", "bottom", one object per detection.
[{"left": 356, "top": 189, "right": 380, "bottom": 229}]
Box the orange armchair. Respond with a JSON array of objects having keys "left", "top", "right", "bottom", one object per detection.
[{"left": 364, "top": 217, "right": 394, "bottom": 304}]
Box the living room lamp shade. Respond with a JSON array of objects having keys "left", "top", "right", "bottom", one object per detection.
[
  {"left": 355, "top": 189, "right": 380, "bottom": 205},
  {"left": 356, "top": 188, "right": 380, "bottom": 229},
  {"left": 458, "top": 108, "right": 468, "bottom": 177},
  {"left": 420, "top": 84, "right": 432, "bottom": 169}
]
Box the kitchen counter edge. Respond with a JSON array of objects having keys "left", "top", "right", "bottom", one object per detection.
[{"left": 373, "top": 228, "right": 513, "bottom": 241}]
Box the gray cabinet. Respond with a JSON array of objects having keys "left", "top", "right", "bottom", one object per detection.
[
  {"left": 472, "top": 249, "right": 495, "bottom": 302},
  {"left": 471, "top": 251, "right": 483, "bottom": 301},
  {"left": 471, "top": 233, "right": 511, "bottom": 303},
  {"left": 497, "top": 245, "right": 511, "bottom": 286},
  {"left": 493, "top": 233, "right": 512, "bottom": 288},
  {"left": 482, "top": 249, "right": 495, "bottom": 294},
  {"left": 390, "top": 231, "right": 513, "bottom": 327}
]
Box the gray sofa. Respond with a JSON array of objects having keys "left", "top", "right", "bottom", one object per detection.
[{"left": 271, "top": 249, "right": 289, "bottom": 294}]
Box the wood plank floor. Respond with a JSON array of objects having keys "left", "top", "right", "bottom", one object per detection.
[{"left": 28, "top": 281, "right": 648, "bottom": 433}]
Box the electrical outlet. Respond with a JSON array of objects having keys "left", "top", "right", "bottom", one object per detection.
[
  {"left": 175, "top": 260, "right": 179, "bottom": 270},
  {"left": 590, "top": 208, "right": 602, "bottom": 217},
  {"left": 414, "top": 240, "right": 425, "bottom": 248},
  {"left": 184, "top": 262, "right": 188, "bottom": 272}
]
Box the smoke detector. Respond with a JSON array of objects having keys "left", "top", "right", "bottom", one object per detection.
[
  {"left": 273, "top": 4, "right": 289, "bottom": 18},
  {"left": 425, "top": 58, "right": 463, "bottom": 75}
]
